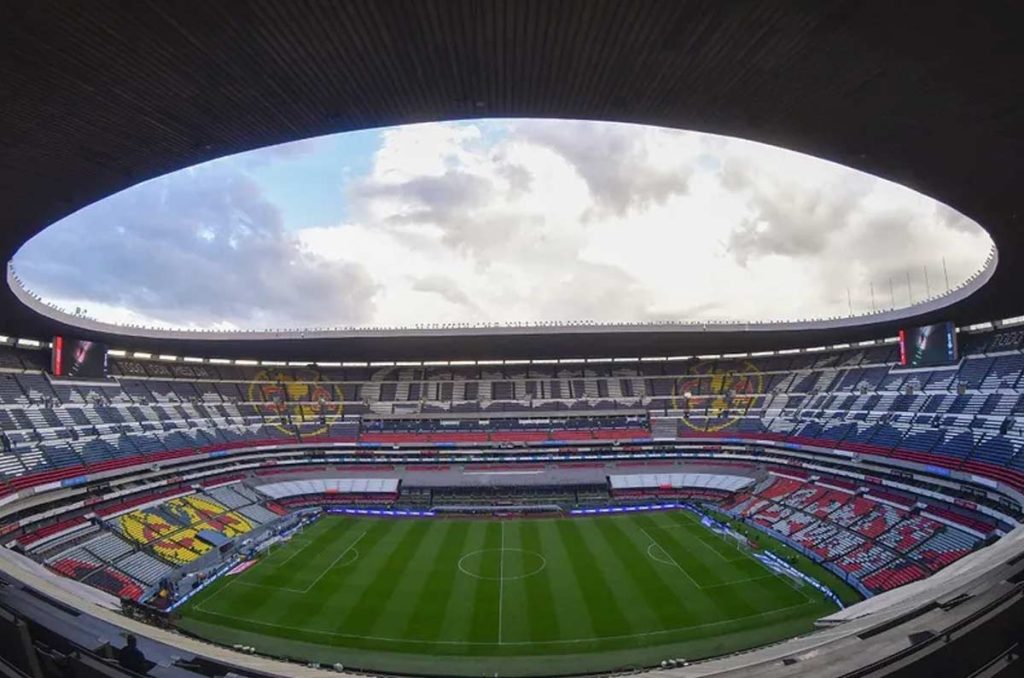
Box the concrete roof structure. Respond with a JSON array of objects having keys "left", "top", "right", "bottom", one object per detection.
[{"left": 2, "top": 1, "right": 1021, "bottom": 361}]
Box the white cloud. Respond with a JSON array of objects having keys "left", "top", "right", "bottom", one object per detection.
[
  {"left": 14, "top": 119, "right": 994, "bottom": 329},
  {"left": 299, "top": 119, "right": 991, "bottom": 326}
]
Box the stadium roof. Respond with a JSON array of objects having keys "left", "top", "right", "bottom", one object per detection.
[{"left": 1, "top": 1, "right": 1021, "bottom": 361}]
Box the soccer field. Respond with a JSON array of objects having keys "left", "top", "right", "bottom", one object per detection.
[{"left": 178, "top": 511, "right": 850, "bottom": 676}]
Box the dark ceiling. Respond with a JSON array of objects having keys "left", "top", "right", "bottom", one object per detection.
[{"left": 1, "top": 0, "right": 1021, "bottom": 362}]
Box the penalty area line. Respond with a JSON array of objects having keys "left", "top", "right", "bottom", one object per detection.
[
  {"left": 299, "top": 530, "right": 368, "bottom": 593},
  {"left": 640, "top": 527, "right": 701, "bottom": 589}
]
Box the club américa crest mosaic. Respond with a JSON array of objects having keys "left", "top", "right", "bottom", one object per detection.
[
  {"left": 247, "top": 369, "right": 343, "bottom": 436},
  {"left": 672, "top": 361, "right": 763, "bottom": 432}
]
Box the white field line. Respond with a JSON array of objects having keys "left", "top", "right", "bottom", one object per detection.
[
  {"left": 642, "top": 527, "right": 787, "bottom": 592},
  {"left": 699, "top": 574, "right": 776, "bottom": 589},
  {"left": 230, "top": 581, "right": 309, "bottom": 594},
  {"left": 189, "top": 598, "right": 819, "bottom": 646},
  {"left": 206, "top": 529, "right": 367, "bottom": 598},
  {"left": 652, "top": 518, "right": 816, "bottom": 603},
  {"left": 193, "top": 572, "right": 239, "bottom": 612},
  {"left": 268, "top": 529, "right": 321, "bottom": 569},
  {"left": 640, "top": 527, "right": 701, "bottom": 589},
  {"left": 192, "top": 516, "right": 823, "bottom": 646},
  {"left": 299, "top": 530, "right": 367, "bottom": 593},
  {"left": 649, "top": 521, "right": 748, "bottom": 562},
  {"left": 498, "top": 521, "right": 505, "bottom": 644}
]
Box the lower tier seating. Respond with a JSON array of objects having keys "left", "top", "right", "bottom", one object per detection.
[{"left": 726, "top": 475, "right": 985, "bottom": 594}]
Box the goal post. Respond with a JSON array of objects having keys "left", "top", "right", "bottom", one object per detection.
[{"left": 722, "top": 527, "right": 750, "bottom": 551}]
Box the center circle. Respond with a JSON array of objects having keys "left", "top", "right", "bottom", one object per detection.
[{"left": 457, "top": 548, "right": 547, "bottom": 581}]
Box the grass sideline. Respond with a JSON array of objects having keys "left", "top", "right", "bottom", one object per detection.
[
  {"left": 703, "top": 507, "right": 863, "bottom": 607},
  {"left": 178, "top": 510, "right": 849, "bottom": 676}
]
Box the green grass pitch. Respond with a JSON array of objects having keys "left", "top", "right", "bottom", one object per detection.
[{"left": 178, "top": 511, "right": 857, "bottom": 676}]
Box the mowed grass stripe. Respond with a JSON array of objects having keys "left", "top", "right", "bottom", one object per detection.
[
  {"left": 660, "top": 511, "right": 810, "bottom": 611},
  {"left": 251, "top": 521, "right": 324, "bottom": 573},
  {"left": 554, "top": 519, "right": 633, "bottom": 638},
  {"left": 596, "top": 515, "right": 697, "bottom": 629},
  {"left": 502, "top": 520, "right": 560, "bottom": 643},
  {"left": 369, "top": 520, "right": 455, "bottom": 640},
  {"left": 575, "top": 518, "right": 677, "bottom": 632},
  {"left": 400, "top": 520, "right": 470, "bottom": 641},
  {"left": 336, "top": 519, "right": 433, "bottom": 636},
  {"left": 533, "top": 518, "right": 597, "bottom": 642},
  {"left": 429, "top": 520, "right": 498, "bottom": 648},
  {"left": 290, "top": 519, "right": 366, "bottom": 590},
  {"left": 277, "top": 518, "right": 377, "bottom": 629},
  {"left": 639, "top": 514, "right": 771, "bottom": 620},
  {"left": 645, "top": 513, "right": 809, "bottom": 618},
  {"left": 198, "top": 519, "right": 362, "bottom": 624},
  {"left": 664, "top": 512, "right": 749, "bottom": 561},
  {"left": 187, "top": 520, "right": 368, "bottom": 641},
  {"left": 245, "top": 518, "right": 344, "bottom": 589},
  {"left": 643, "top": 513, "right": 750, "bottom": 586},
  {"left": 465, "top": 521, "right": 502, "bottom": 646},
  {"left": 179, "top": 512, "right": 843, "bottom": 673}
]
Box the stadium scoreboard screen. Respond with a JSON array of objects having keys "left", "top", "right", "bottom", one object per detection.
[
  {"left": 51, "top": 336, "right": 108, "bottom": 378},
  {"left": 899, "top": 321, "right": 958, "bottom": 367}
]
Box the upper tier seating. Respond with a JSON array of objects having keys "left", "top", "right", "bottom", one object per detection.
[{"left": 2, "top": 326, "right": 1024, "bottom": 497}]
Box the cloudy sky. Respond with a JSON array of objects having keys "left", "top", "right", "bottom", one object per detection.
[{"left": 12, "top": 119, "right": 993, "bottom": 331}]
